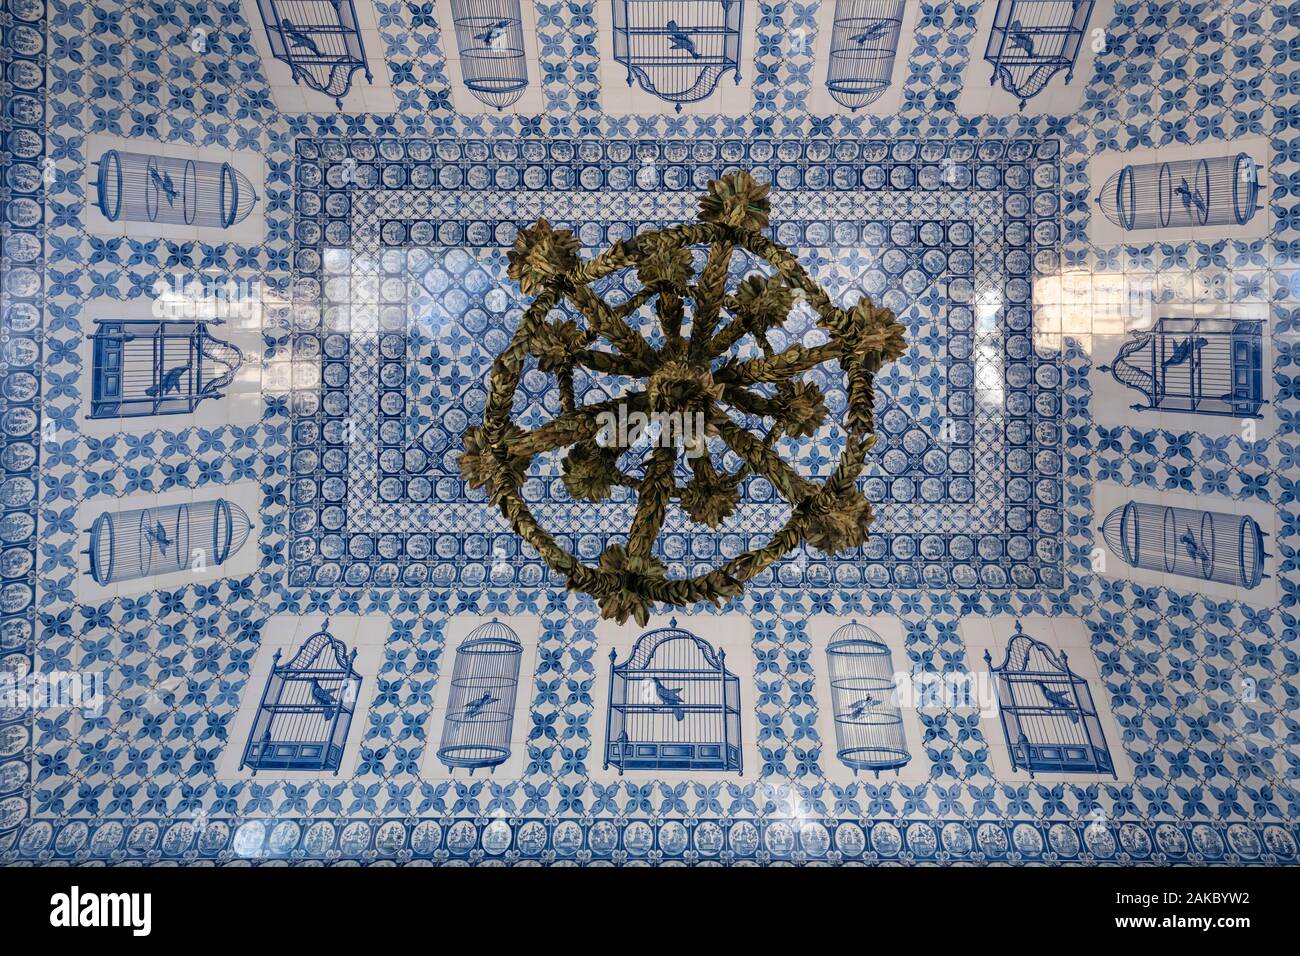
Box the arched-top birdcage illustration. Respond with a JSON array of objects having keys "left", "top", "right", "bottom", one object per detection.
[
  {"left": 605, "top": 619, "right": 742, "bottom": 774},
  {"left": 983, "top": 0, "right": 1094, "bottom": 109},
  {"left": 1101, "top": 501, "right": 1269, "bottom": 590},
  {"left": 240, "top": 620, "right": 363, "bottom": 774},
  {"left": 450, "top": 0, "right": 529, "bottom": 109},
  {"left": 437, "top": 619, "right": 524, "bottom": 772},
  {"left": 612, "top": 0, "right": 745, "bottom": 111},
  {"left": 255, "top": 0, "right": 374, "bottom": 109},
  {"left": 1096, "top": 153, "right": 1262, "bottom": 231},
  {"left": 826, "top": 620, "right": 909, "bottom": 776},
  {"left": 94, "top": 150, "right": 258, "bottom": 229},
  {"left": 85, "top": 498, "right": 254, "bottom": 586},
  {"left": 1099, "top": 317, "right": 1264, "bottom": 418},
  {"left": 90, "top": 319, "right": 245, "bottom": 420},
  {"left": 984, "top": 622, "right": 1116, "bottom": 778},
  {"left": 825, "top": 0, "right": 906, "bottom": 111}
]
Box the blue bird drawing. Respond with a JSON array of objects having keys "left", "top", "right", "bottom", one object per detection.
[
  {"left": 1037, "top": 682, "right": 1079, "bottom": 722},
  {"left": 1162, "top": 336, "right": 1208, "bottom": 368},
  {"left": 144, "top": 520, "right": 172, "bottom": 556},
  {"left": 460, "top": 691, "right": 499, "bottom": 719},
  {"left": 851, "top": 20, "right": 890, "bottom": 45},
  {"left": 149, "top": 167, "right": 177, "bottom": 206},
  {"left": 281, "top": 17, "right": 322, "bottom": 56},
  {"left": 1008, "top": 20, "right": 1035, "bottom": 56},
  {"left": 310, "top": 679, "right": 337, "bottom": 709},
  {"left": 1180, "top": 528, "right": 1210, "bottom": 565},
  {"left": 145, "top": 364, "right": 190, "bottom": 397},
  {"left": 1176, "top": 177, "right": 1208, "bottom": 218},
  {"left": 666, "top": 19, "right": 701, "bottom": 58},
  {"left": 652, "top": 677, "right": 686, "bottom": 721},
  {"left": 473, "top": 19, "right": 510, "bottom": 46},
  {"left": 846, "top": 695, "right": 879, "bottom": 720}
]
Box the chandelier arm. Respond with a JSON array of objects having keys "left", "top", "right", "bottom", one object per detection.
[
  {"left": 717, "top": 341, "right": 842, "bottom": 386},
  {"left": 627, "top": 445, "right": 677, "bottom": 562},
  {"left": 710, "top": 413, "right": 816, "bottom": 505},
  {"left": 572, "top": 348, "right": 644, "bottom": 377},
  {"left": 686, "top": 234, "right": 736, "bottom": 359},
  {"left": 557, "top": 366, "right": 576, "bottom": 415},
  {"left": 483, "top": 292, "right": 557, "bottom": 445},
  {"left": 720, "top": 383, "right": 781, "bottom": 420},
  {"left": 655, "top": 287, "right": 686, "bottom": 345},
  {"left": 613, "top": 286, "right": 658, "bottom": 321},
  {"left": 506, "top": 392, "right": 648, "bottom": 459},
  {"left": 567, "top": 285, "right": 657, "bottom": 372}
]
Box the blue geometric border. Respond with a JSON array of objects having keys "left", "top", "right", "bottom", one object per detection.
[{"left": 0, "top": 0, "right": 45, "bottom": 845}]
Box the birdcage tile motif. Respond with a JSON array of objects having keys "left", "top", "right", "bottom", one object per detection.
[
  {"left": 5, "top": 0, "right": 1300, "bottom": 867},
  {"left": 423, "top": 615, "right": 539, "bottom": 778},
  {"left": 972, "top": 617, "right": 1125, "bottom": 781}
]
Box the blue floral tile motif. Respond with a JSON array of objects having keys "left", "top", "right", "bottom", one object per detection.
[{"left": 3, "top": 0, "right": 1300, "bottom": 865}]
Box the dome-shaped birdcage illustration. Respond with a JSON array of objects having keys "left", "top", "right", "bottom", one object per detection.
[
  {"left": 983, "top": 0, "right": 1094, "bottom": 109},
  {"left": 1099, "top": 317, "right": 1264, "bottom": 419},
  {"left": 826, "top": 620, "right": 909, "bottom": 776},
  {"left": 612, "top": 0, "right": 745, "bottom": 111},
  {"left": 90, "top": 319, "right": 245, "bottom": 419},
  {"left": 450, "top": 0, "right": 529, "bottom": 109},
  {"left": 1096, "top": 152, "right": 1262, "bottom": 231},
  {"left": 240, "top": 620, "right": 362, "bottom": 774},
  {"left": 85, "top": 498, "right": 254, "bottom": 586},
  {"left": 985, "top": 622, "right": 1116, "bottom": 778},
  {"left": 93, "top": 150, "right": 258, "bottom": 229},
  {"left": 1101, "top": 501, "right": 1269, "bottom": 590},
  {"left": 437, "top": 619, "right": 524, "bottom": 772},
  {"left": 255, "top": 0, "right": 374, "bottom": 109},
  {"left": 825, "top": 0, "right": 906, "bottom": 111},
  {"left": 605, "top": 619, "right": 742, "bottom": 774}
]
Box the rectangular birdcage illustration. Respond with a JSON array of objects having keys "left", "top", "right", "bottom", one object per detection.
[
  {"left": 85, "top": 498, "right": 254, "bottom": 586},
  {"left": 1099, "top": 317, "right": 1264, "bottom": 418},
  {"left": 93, "top": 149, "right": 258, "bottom": 229},
  {"left": 611, "top": 0, "right": 744, "bottom": 111},
  {"left": 436, "top": 619, "right": 523, "bottom": 772},
  {"left": 1101, "top": 501, "right": 1269, "bottom": 590},
  {"left": 1097, "top": 153, "right": 1263, "bottom": 231},
  {"left": 985, "top": 622, "right": 1116, "bottom": 778},
  {"left": 240, "top": 620, "right": 362, "bottom": 774},
  {"left": 90, "top": 319, "right": 245, "bottom": 419},
  {"left": 983, "top": 0, "right": 1094, "bottom": 109},
  {"left": 605, "top": 619, "right": 742, "bottom": 774},
  {"left": 825, "top": 0, "right": 906, "bottom": 111},
  {"left": 826, "top": 621, "right": 910, "bottom": 777},
  {"left": 449, "top": 0, "right": 529, "bottom": 109},
  {"left": 255, "top": 0, "right": 374, "bottom": 108}
]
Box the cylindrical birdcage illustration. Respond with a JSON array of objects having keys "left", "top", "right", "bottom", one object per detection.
[
  {"left": 825, "top": 0, "right": 905, "bottom": 111},
  {"left": 605, "top": 619, "right": 742, "bottom": 774},
  {"left": 1096, "top": 153, "right": 1262, "bottom": 231},
  {"left": 450, "top": 0, "right": 529, "bottom": 109},
  {"left": 826, "top": 621, "right": 909, "bottom": 776},
  {"left": 1099, "top": 317, "right": 1265, "bottom": 418},
  {"left": 984, "top": 0, "right": 1094, "bottom": 109},
  {"left": 255, "top": 0, "right": 374, "bottom": 109},
  {"left": 984, "top": 622, "right": 1115, "bottom": 778},
  {"left": 437, "top": 619, "right": 524, "bottom": 772},
  {"left": 612, "top": 0, "right": 744, "bottom": 112},
  {"left": 1101, "top": 501, "right": 1269, "bottom": 589},
  {"left": 90, "top": 319, "right": 245, "bottom": 419},
  {"left": 94, "top": 150, "right": 258, "bottom": 229},
  {"left": 85, "top": 498, "right": 254, "bottom": 586},
  {"left": 241, "top": 619, "right": 362, "bottom": 774}
]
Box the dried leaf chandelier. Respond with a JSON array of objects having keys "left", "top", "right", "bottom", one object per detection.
[{"left": 459, "top": 171, "right": 907, "bottom": 625}]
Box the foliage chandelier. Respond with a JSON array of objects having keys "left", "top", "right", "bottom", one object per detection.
[{"left": 459, "top": 171, "right": 907, "bottom": 624}]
